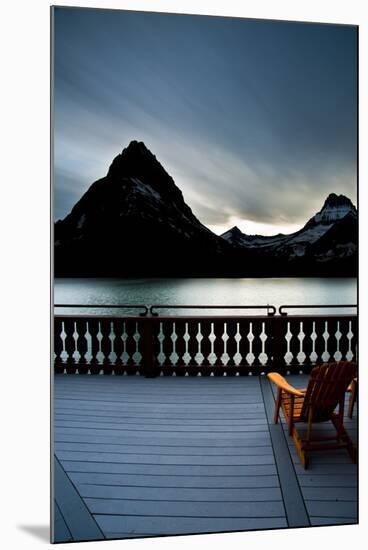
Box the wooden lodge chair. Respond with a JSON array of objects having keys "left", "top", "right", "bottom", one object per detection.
[{"left": 267, "top": 361, "right": 357, "bottom": 469}]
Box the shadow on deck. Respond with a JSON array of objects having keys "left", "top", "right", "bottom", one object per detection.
[{"left": 52, "top": 374, "right": 357, "bottom": 542}]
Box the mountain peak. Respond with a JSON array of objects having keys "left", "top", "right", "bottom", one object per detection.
[
  {"left": 323, "top": 193, "right": 355, "bottom": 210},
  {"left": 313, "top": 193, "right": 356, "bottom": 224},
  {"left": 107, "top": 140, "right": 160, "bottom": 177},
  {"left": 229, "top": 226, "right": 242, "bottom": 235},
  {"left": 123, "top": 140, "right": 153, "bottom": 157},
  {"left": 220, "top": 226, "right": 245, "bottom": 241},
  {"left": 127, "top": 139, "right": 146, "bottom": 148}
]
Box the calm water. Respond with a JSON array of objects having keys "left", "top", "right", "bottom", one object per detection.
[{"left": 54, "top": 278, "right": 357, "bottom": 316}]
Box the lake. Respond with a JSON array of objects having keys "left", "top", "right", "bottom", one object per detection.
[{"left": 54, "top": 277, "right": 357, "bottom": 316}]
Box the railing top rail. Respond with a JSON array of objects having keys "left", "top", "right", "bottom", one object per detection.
[
  {"left": 54, "top": 304, "right": 149, "bottom": 316},
  {"left": 279, "top": 304, "right": 357, "bottom": 316},
  {"left": 53, "top": 314, "right": 281, "bottom": 321},
  {"left": 54, "top": 304, "right": 277, "bottom": 317},
  {"left": 149, "top": 304, "right": 276, "bottom": 316}
]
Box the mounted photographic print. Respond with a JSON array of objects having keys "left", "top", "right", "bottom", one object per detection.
[{"left": 51, "top": 5, "right": 358, "bottom": 543}]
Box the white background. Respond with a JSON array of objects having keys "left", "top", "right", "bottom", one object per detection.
[{"left": 1, "top": 0, "right": 367, "bottom": 548}]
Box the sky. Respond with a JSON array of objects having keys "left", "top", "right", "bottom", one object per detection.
[{"left": 53, "top": 7, "right": 357, "bottom": 236}]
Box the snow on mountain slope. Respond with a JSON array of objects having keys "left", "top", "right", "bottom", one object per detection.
[
  {"left": 221, "top": 227, "right": 287, "bottom": 248},
  {"left": 221, "top": 193, "right": 357, "bottom": 259},
  {"left": 312, "top": 193, "right": 356, "bottom": 224},
  {"left": 314, "top": 205, "right": 353, "bottom": 223}
]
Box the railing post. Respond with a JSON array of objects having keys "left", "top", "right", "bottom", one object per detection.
[
  {"left": 141, "top": 317, "right": 157, "bottom": 378},
  {"left": 54, "top": 318, "right": 65, "bottom": 374},
  {"left": 271, "top": 316, "right": 287, "bottom": 374}
]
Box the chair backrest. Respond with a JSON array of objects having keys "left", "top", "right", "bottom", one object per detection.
[{"left": 300, "top": 361, "right": 357, "bottom": 422}]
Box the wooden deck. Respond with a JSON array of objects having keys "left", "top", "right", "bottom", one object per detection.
[{"left": 52, "top": 374, "right": 357, "bottom": 542}]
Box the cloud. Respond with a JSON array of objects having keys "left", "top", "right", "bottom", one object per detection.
[
  {"left": 53, "top": 8, "right": 357, "bottom": 231},
  {"left": 158, "top": 137, "right": 357, "bottom": 227}
]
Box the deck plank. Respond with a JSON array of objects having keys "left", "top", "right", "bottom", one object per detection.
[
  {"left": 94, "top": 514, "right": 287, "bottom": 535},
  {"left": 260, "top": 376, "right": 309, "bottom": 528},
  {"left": 85, "top": 498, "right": 285, "bottom": 517},
  {"left": 310, "top": 517, "right": 357, "bottom": 526},
  {"left": 60, "top": 460, "right": 278, "bottom": 476},
  {"left": 55, "top": 442, "right": 273, "bottom": 455},
  {"left": 53, "top": 501, "right": 73, "bottom": 543},
  {"left": 301, "top": 486, "right": 357, "bottom": 501},
  {"left": 68, "top": 472, "right": 281, "bottom": 488},
  {"left": 298, "top": 475, "right": 357, "bottom": 487},
  {"left": 55, "top": 433, "right": 272, "bottom": 446},
  {"left": 56, "top": 451, "right": 274, "bottom": 466},
  {"left": 77, "top": 484, "right": 283, "bottom": 501},
  {"left": 54, "top": 413, "right": 266, "bottom": 424},
  {"left": 53, "top": 456, "right": 105, "bottom": 542},
  {"left": 54, "top": 421, "right": 268, "bottom": 432},
  {"left": 305, "top": 500, "right": 357, "bottom": 518}
]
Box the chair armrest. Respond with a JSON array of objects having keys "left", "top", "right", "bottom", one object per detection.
[
  {"left": 347, "top": 377, "right": 358, "bottom": 392},
  {"left": 267, "top": 372, "right": 305, "bottom": 397}
]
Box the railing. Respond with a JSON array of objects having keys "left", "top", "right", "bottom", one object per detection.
[{"left": 54, "top": 304, "right": 357, "bottom": 376}]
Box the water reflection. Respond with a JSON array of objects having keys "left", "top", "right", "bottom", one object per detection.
[{"left": 54, "top": 277, "right": 357, "bottom": 316}]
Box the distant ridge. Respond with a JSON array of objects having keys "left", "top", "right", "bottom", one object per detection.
[
  {"left": 221, "top": 192, "right": 357, "bottom": 265},
  {"left": 54, "top": 141, "right": 357, "bottom": 277}
]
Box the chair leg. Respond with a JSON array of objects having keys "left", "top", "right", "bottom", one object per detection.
[
  {"left": 348, "top": 379, "right": 357, "bottom": 419},
  {"left": 274, "top": 388, "right": 282, "bottom": 424},
  {"left": 331, "top": 415, "right": 357, "bottom": 463},
  {"left": 288, "top": 395, "right": 295, "bottom": 436},
  {"left": 306, "top": 406, "right": 313, "bottom": 443},
  {"left": 292, "top": 426, "right": 309, "bottom": 469}
]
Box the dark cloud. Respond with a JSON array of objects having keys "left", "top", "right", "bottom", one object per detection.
[{"left": 53, "top": 8, "right": 357, "bottom": 231}]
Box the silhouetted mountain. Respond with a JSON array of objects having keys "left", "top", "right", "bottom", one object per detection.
[
  {"left": 54, "top": 141, "right": 241, "bottom": 277},
  {"left": 54, "top": 143, "right": 357, "bottom": 277}
]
